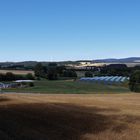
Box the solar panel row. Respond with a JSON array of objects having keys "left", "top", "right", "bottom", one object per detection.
[{"left": 79, "top": 76, "right": 129, "bottom": 85}]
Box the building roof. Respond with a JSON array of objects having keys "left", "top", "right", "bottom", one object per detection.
[{"left": 14, "top": 80, "right": 34, "bottom": 83}]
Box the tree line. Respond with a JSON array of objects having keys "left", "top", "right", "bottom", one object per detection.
[
  {"left": 129, "top": 70, "right": 140, "bottom": 92},
  {"left": 34, "top": 63, "right": 77, "bottom": 80},
  {"left": 0, "top": 73, "right": 34, "bottom": 81}
]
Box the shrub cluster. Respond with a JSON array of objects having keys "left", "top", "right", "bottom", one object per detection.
[{"left": 129, "top": 70, "right": 140, "bottom": 92}]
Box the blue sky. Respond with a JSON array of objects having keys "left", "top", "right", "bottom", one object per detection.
[{"left": 0, "top": 0, "right": 140, "bottom": 61}]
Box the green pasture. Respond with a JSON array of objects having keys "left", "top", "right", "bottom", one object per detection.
[{"left": 4, "top": 80, "right": 131, "bottom": 94}]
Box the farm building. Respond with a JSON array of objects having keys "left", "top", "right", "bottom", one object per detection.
[{"left": 14, "top": 80, "right": 34, "bottom": 83}]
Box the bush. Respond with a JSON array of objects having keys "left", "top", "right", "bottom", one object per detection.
[
  {"left": 85, "top": 71, "right": 93, "bottom": 77},
  {"left": 47, "top": 63, "right": 58, "bottom": 80},
  {"left": 29, "top": 82, "right": 34, "bottom": 87},
  {"left": 63, "top": 70, "right": 77, "bottom": 78},
  {"left": 34, "top": 63, "right": 46, "bottom": 78},
  {"left": 26, "top": 73, "right": 35, "bottom": 80},
  {"left": 47, "top": 72, "right": 58, "bottom": 80},
  {"left": 129, "top": 70, "right": 140, "bottom": 92},
  {"left": 5, "top": 72, "right": 16, "bottom": 81}
]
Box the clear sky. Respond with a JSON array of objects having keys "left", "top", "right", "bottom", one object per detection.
[{"left": 0, "top": 0, "right": 140, "bottom": 62}]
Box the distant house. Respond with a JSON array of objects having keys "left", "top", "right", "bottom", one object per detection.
[
  {"left": 14, "top": 80, "right": 34, "bottom": 87},
  {"left": 79, "top": 61, "right": 92, "bottom": 65}
]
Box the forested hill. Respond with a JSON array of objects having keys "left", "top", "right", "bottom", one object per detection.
[{"left": 0, "top": 61, "right": 80, "bottom": 69}]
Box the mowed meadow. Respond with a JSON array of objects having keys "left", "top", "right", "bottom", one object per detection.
[
  {"left": 0, "top": 70, "right": 34, "bottom": 75},
  {"left": 0, "top": 93, "right": 140, "bottom": 140}
]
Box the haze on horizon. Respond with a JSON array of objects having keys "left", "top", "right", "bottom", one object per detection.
[{"left": 0, "top": 0, "right": 140, "bottom": 62}]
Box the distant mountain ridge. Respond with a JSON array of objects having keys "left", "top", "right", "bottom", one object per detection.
[
  {"left": 94, "top": 57, "right": 140, "bottom": 63},
  {"left": 0, "top": 57, "right": 140, "bottom": 68}
]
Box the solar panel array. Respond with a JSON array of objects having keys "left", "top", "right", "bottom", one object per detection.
[
  {"left": 0, "top": 83, "right": 5, "bottom": 88},
  {"left": 0, "top": 82, "right": 18, "bottom": 89},
  {"left": 79, "top": 76, "right": 129, "bottom": 85}
]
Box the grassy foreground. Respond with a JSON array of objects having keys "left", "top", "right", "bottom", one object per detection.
[
  {"left": 4, "top": 80, "right": 131, "bottom": 94},
  {"left": 0, "top": 93, "right": 140, "bottom": 140}
]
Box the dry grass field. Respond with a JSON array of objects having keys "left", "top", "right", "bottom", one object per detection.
[
  {"left": 0, "top": 70, "right": 34, "bottom": 75},
  {"left": 0, "top": 93, "right": 140, "bottom": 140}
]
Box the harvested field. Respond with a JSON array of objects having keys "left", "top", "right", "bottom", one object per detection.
[
  {"left": 0, "top": 93, "right": 140, "bottom": 140},
  {"left": 0, "top": 70, "right": 34, "bottom": 75}
]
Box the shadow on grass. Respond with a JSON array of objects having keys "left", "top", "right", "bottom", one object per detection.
[
  {"left": 0, "top": 102, "right": 139, "bottom": 140},
  {"left": 0, "top": 97, "right": 11, "bottom": 102}
]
